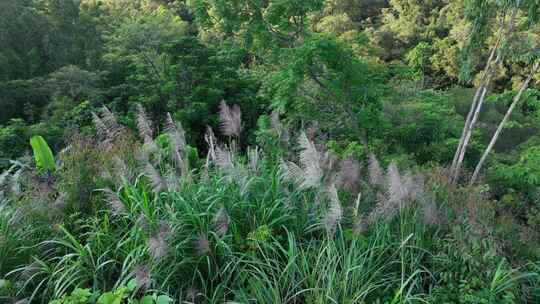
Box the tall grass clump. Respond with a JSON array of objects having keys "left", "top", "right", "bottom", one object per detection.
[{"left": 0, "top": 105, "right": 537, "bottom": 303}]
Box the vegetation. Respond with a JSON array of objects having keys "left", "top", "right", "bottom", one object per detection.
[{"left": 1, "top": 0, "right": 540, "bottom": 303}]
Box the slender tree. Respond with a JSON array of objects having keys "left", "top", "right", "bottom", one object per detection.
[
  {"left": 470, "top": 59, "right": 540, "bottom": 184},
  {"left": 450, "top": 0, "right": 540, "bottom": 183}
]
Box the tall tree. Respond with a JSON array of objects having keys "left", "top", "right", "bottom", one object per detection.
[{"left": 450, "top": 0, "right": 540, "bottom": 183}]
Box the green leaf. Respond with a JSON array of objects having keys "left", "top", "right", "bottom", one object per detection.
[
  {"left": 156, "top": 295, "right": 173, "bottom": 304},
  {"left": 139, "top": 296, "right": 155, "bottom": 304},
  {"left": 71, "top": 288, "right": 93, "bottom": 301},
  {"left": 29, "top": 135, "right": 56, "bottom": 172},
  {"left": 97, "top": 291, "right": 123, "bottom": 304},
  {"left": 127, "top": 279, "right": 138, "bottom": 292}
]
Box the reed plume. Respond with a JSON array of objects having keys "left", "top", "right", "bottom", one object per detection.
[{"left": 219, "top": 100, "right": 242, "bottom": 137}]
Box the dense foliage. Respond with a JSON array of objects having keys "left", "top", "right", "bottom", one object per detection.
[{"left": 1, "top": 0, "right": 540, "bottom": 303}]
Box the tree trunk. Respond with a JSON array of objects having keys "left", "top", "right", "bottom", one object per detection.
[
  {"left": 450, "top": 6, "right": 518, "bottom": 183},
  {"left": 469, "top": 60, "right": 540, "bottom": 185},
  {"left": 451, "top": 37, "right": 500, "bottom": 173},
  {"left": 451, "top": 76, "right": 494, "bottom": 182}
]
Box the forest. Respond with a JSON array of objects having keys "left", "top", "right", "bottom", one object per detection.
[{"left": 1, "top": 0, "right": 540, "bottom": 303}]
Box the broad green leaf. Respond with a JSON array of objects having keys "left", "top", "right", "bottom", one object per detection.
[
  {"left": 29, "top": 135, "right": 56, "bottom": 172},
  {"left": 156, "top": 295, "right": 173, "bottom": 304}
]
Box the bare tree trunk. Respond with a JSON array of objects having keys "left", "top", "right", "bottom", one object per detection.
[
  {"left": 451, "top": 37, "right": 500, "bottom": 173},
  {"left": 469, "top": 60, "right": 540, "bottom": 185},
  {"left": 451, "top": 73, "right": 495, "bottom": 182},
  {"left": 450, "top": 6, "right": 519, "bottom": 183}
]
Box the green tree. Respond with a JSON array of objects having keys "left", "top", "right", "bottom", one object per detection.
[
  {"left": 450, "top": 0, "right": 540, "bottom": 183},
  {"left": 263, "top": 34, "right": 388, "bottom": 145}
]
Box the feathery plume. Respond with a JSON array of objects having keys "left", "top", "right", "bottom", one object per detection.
[
  {"left": 386, "top": 162, "right": 407, "bottom": 206},
  {"left": 219, "top": 100, "right": 242, "bottom": 137},
  {"left": 133, "top": 265, "right": 151, "bottom": 290},
  {"left": 422, "top": 199, "right": 441, "bottom": 226},
  {"left": 136, "top": 214, "right": 150, "bottom": 230},
  {"left": 101, "top": 106, "right": 124, "bottom": 137},
  {"left": 136, "top": 104, "right": 153, "bottom": 143},
  {"left": 353, "top": 192, "right": 362, "bottom": 218},
  {"left": 147, "top": 234, "right": 168, "bottom": 259},
  {"left": 297, "top": 132, "right": 322, "bottom": 189},
  {"left": 204, "top": 126, "right": 217, "bottom": 162},
  {"left": 324, "top": 184, "right": 342, "bottom": 235},
  {"left": 100, "top": 106, "right": 118, "bottom": 129},
  {"left": 321, "top": 152, "right": 340, "bottom": 188},
  {"left": 367, "top": 192, "right": 397, "bottom": 224},
  {"left": 247, "top": 146, "right": 260, "bottom": 172},
  {"left": 165, "top": 113, "right": 191, "bottom": 180},
  {"left": 93, "top": 106, "right": 125, "bottom": 142},
  {"left": 353, "top": 215, "right": 369, "bottom": 235},
  {"left": 112, "top": 156, "right": 132, "bottom": 185},
  {"left": 144, "top": 163, "right": 165, "bottom": 193},
  {"left": 215, "top": 146, "right": 233, "bottom": 171},
  {"left": 367, "top": 163, "right": 424, "bottom": 225},
  {"left": 337, "top": 156, "right": 360, "bottom": 190},
  {"left": 195, "top": 233, "right": 210, "bottom": 256},
  {"left": 402, "top": 171, "right": 421, "bottom": 202},
  {"left": 165, "top": 170, "right": 180, "bottom": 192},
  {"left": 102, "top": 187, "right": 126, "bottom": 215},
  {"left": 165, "top": 112, "right": 186, "bottom": 150},
  {"left": 279, "top": 159, "right": 304, "bottom": 185},
  {"left": 368, "top": 153, "right": 384, "bottom": 186},
  {"left": 10, "top": 168, "right": 23, "bottom": 195},
  {"left": 213, "top": 206, "right": 230, "bottom": 236},
  {"left": 158, "top": 220, "right": 174, "bottom": 239}
]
